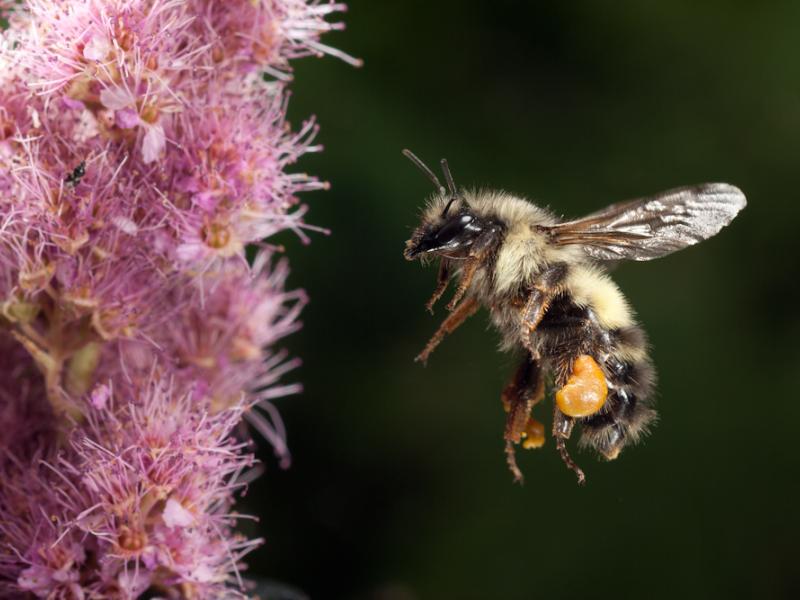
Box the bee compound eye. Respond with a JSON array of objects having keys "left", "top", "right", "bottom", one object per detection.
[{"left": 436, "top": 213, "right": 472, "bottom": 242}]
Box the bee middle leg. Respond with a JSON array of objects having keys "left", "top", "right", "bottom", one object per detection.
[
  {"left": 445, "top": 258, "right": 479, "bottom": 311},
  {"left": 519, "top": 264, "right": 568, "bottom": 356},
  {"left": 445, "top": 236, "right": 501, "bottom": 312},
  {"left": 501, "top": 354, "right": 545, "bottom": 483}
]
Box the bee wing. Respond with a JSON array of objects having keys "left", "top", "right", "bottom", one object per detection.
[{"left": 545, "top": 183, "right": 746, "bottom": 261}]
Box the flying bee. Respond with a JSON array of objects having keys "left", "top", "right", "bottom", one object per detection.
[{"left": 402, "top": 149, "right": 746, "bottom": 485}]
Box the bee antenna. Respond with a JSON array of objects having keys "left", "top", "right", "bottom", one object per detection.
[
  {"left": 440, "top": 158, "right": 458, "bottom": 198},
  {"left": 402, "top": 149, "right": 446, "bottom": 194},
  {"left": 441, "top": 197, "right": 458, "bottom": 217}
]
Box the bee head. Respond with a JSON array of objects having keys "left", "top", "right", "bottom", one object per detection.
[
  {"left": 402, "top": 149, "right": 499, "bottom": 261},
  {"left": 404, "top": 199, "right": 484, "bottom": 260}
]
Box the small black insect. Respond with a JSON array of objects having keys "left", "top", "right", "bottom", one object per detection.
[{"left": 65, "top": 161, "right": 86, "bottom": 187}]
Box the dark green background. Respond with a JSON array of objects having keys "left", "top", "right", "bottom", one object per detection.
[{"left": 242, "top": 2, "right": 800, "bottom": 598}]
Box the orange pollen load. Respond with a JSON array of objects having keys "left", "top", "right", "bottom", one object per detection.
[
  {"left": 555, "top": 355, "right": 608, "bottom": 418},
  {"left": 521, "top": 418, "right": 545, "bottom": 449}
]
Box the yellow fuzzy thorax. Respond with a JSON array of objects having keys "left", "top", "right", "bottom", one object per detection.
[{"left": 422, "top": 189, "right": 635, "bottom": 330}]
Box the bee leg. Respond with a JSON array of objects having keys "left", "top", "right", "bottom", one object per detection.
[
  {"left": 501, "top": 355, "right": 545, "bottom": 484},
  {"left": 445, "top": 234, "right": 500, "bottom": 312},
  {"left": 445, "top": 258, "right": 479, "bottom": 311},
  {"left": 519, "top": 288, "right": 551, "bottom": 356},
  {"left": 504, "top": 441, "right": 524, "bottom": 483},
  {"left": 415, "top": 297, "right": 479, "bottom": 364},
  {"left": 425, "top": 260, "right": 450, "bottom": 314},
  {"left": 553, "top": 406, "right": 586, "bottom": 486},
  {"left": 551, "top": 352, "right": 612, "bottom": 484},
  {"left": 519, "top": 264, "right": 567, "bottom": 356}
]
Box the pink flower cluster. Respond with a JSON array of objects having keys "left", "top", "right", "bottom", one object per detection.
[{"left": 0, "top": 1, "right": 355, "bottom": 597}]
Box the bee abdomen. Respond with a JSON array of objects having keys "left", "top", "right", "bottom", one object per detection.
[{"left": 579, "top": 326, "right": 657, "bottom": 460}]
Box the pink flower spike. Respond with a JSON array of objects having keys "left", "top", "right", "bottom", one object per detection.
[{"left": 0, "top": 0, "right": 357, "bottom": 595}]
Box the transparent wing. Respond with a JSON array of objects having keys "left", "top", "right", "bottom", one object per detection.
[{"left": 545, "top": 183, "right": 746, "bottom": 261}]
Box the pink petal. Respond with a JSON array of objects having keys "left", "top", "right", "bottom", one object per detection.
[
  {"left": 83, "top": 35, "right": 111, "bottom": 61},
  {"left": 163, "top": 498, "right": 194, "bottom": 528},
  {"left": 117, "top": 570, "right": 151, "bottom": 597},
  {"left": 190, "top": 564, "right": 216, "bottom": 583},
  {"left": 115, "top": 107, "right": 140, "bottom": 129},
  {"left": 90, "top": 384, "right": 110, "bottom": 410},
  {"left": 191, "top": 190, "right": 219, "bottom": 211},
  {"left": 99, "top": 86, "right": 133, "bottom": 110},
  {"left": 18, "top": 565, "right": 52, "bottom": 591},
  {"left": 141, "top": 547, "right": 159, "bottom": 570},
  {"left": 61, "top": 96, "right": 85, "bottom": 110},
  {"left": 176, "top": 242, "right": 205, "bottom": 262},
  {"left": 142, "top": 124, "right": 165, "bottom": 163},
  {"left": 112, "top": 216, "right": 138, "bottom": 235}
]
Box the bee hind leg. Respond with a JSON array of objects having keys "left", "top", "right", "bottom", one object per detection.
[
  {"left": 553, "top": 406, "right": 586, "bottom": 486},
  {"left": 502, "top": 354, "right": 545, "bottom": 484},
  {"left": 549, "top": 351, "right": 615, "bottom": 485}
]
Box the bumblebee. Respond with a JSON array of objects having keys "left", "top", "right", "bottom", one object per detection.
[{"left": 402, "top": 150, "right": 746, "bottom": 484}]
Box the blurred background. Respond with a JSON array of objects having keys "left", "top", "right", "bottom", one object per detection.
[{"left": 241, "top": 2, "right": 800, "bottom": 598}]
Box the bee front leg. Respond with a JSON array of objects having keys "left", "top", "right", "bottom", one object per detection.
[
  {"left": 501, "top": 354, "right": 545, "bottom": 483},
  {"left": 425, "top": 260, "right": 450, "bottom": 314},
  {"left": 519, "top": 264, "right": 568, "bottom": 356},
  {"left": 415, "top": 297, "right": 479, "bottom": 365}
]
